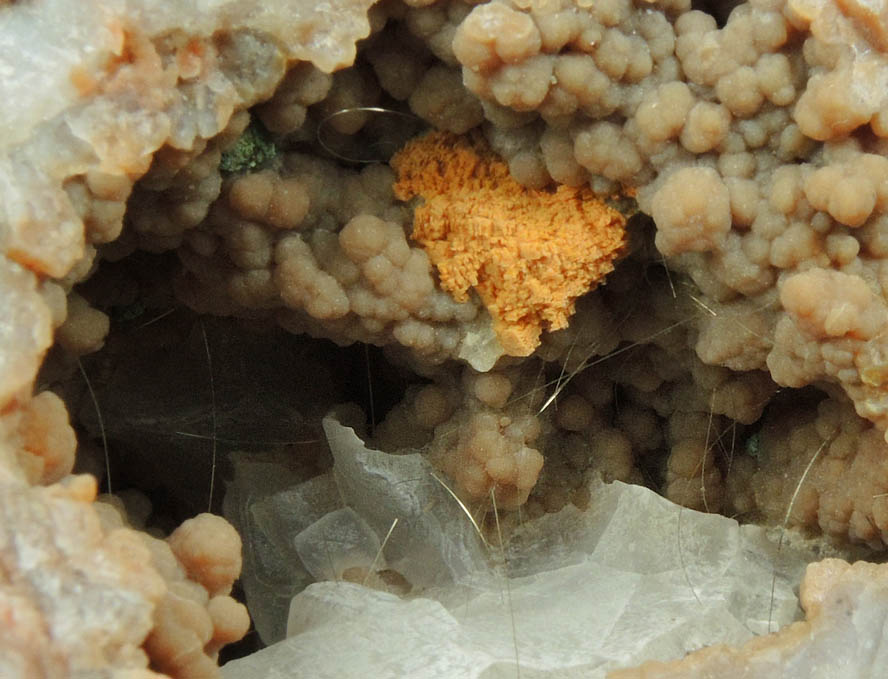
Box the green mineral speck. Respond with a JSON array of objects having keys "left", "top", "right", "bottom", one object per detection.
[
  {"left": 745, "top": 430, "right": 762, "bottom": 459},
  {"left": 220, "top": 122, "right": 277, "bottom": 174}
]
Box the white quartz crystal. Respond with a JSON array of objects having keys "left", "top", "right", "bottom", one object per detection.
[{"left": 222, "top": 417, "right": 829, "bottom": 679}]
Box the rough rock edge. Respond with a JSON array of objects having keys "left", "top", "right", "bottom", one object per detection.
[
  {"left": 0, "top": 0, "right": 375, "bottom": 404},
  {"left": 0, "top": 0, "right": 373, "bottom": 676},
  {"left": 609, "top": 559, "right": 888, "bottom": 678}
]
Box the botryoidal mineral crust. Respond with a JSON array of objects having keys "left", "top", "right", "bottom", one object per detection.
[
  {"left": 0, "top": 0, "right": 374, "bottom": 676},
  {"left": 0, "top": 0, "right": 375, "bottom": 402},
  {"left": 5, "top": 0, "right": 888, "bottom": 677}
]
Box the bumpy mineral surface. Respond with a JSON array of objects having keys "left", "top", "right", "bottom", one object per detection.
[{"left": 6, "top": 0, "right": 888, "bottom": 676}]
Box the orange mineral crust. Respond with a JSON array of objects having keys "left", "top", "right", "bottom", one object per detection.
[{"left": 392, "top": 130, "right": 627, "bottom": 357}]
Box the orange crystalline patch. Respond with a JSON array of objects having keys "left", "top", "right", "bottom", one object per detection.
[{"left": 392, "top": 130, "right": 627, "bottom": 356}]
